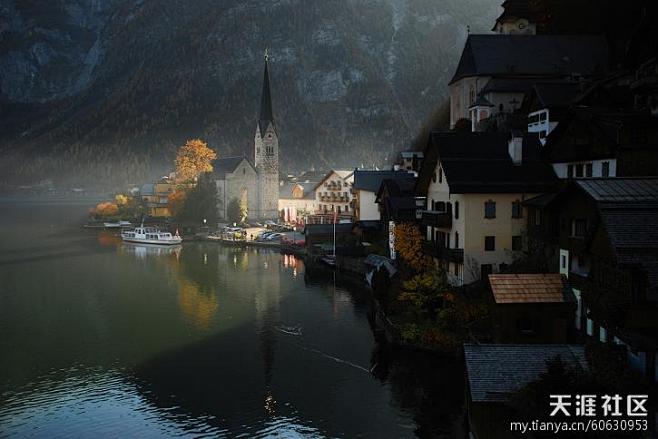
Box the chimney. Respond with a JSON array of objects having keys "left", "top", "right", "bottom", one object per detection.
[{"left": 508, "top": 131, "right": 523, "bottom": 165}]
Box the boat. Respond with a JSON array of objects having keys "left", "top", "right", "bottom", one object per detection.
[
  {"left": 104, "top": 220, "right": 132, "bottom": 229},
  {"left": 121, "top": 224, "right": 182, "bottom": 245}
]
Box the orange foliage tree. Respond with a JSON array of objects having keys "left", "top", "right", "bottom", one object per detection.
[
  {"left": 90, "top": 202, "right": 119, "bottom": 219},
  {"left": 394, "top": 222, "right": 432, "bottom": 272},
  {"left": 174, "top": 139, "right": 217, "bottom": 183}
]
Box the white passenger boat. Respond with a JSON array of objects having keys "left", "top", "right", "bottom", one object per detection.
[{"left": 121, "top": 225, "right": 182, "bottom": 245}]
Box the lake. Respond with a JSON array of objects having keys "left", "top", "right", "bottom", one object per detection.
[{"left": 0, "top": 200, "right": 464, "bottom": 438}]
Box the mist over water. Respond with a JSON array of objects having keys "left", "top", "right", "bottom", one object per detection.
[{"left": 0, "top": 200, "right": 463, "bottom": 437}]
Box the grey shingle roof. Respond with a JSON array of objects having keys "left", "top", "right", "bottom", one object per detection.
[
  {"left": 352, "top": 170, "right": 412, "bottom": 192},
  {"left": 279, "top": 181, "right": 318, "bottom": 200},
  {"left": 464, "top": 344, "right": 587, "bottom": 403},
  {"left": 577, "top": 178, "right": 658, "bottom": 205},
  {"left": 450, "top": 35, "right": 609, "bottom": 84}
]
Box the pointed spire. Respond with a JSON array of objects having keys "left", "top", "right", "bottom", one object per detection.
[{"left": 259, "top": 49, "right": 274, "bottom": 136}]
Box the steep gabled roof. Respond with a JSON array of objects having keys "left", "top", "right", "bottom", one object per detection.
[
  {"left": 313, "top": 169, "right": 355, "bottom": 190},
  {"left": 450, "top": 35, "right": 609, "bottom": 84},
  {"left": 464, "top": 344, "right": 587, "bottom": 403},
  {"left": 418, "top": 131, "right": 558, "bottom": 194},
  {"left": 212, "top": 156, "right": 254, "bottom": 179}
]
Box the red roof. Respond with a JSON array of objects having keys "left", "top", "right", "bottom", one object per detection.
[{"left": 488, "top": 274, "right": 572, "bottom": 304}]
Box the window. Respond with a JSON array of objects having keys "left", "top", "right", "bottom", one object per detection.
[
  {"left": 512, "top": 235, "right": 522, "bottom": 251},
  {"left": 439, "top": 167, "right": 443, "bottom": 183},
  {"left": 572, "top": 219, "right": 587, "bottom": 237},
  {"left": 345, "top": 205, "right": 349, "bottom": 212},
  {"left": 602, "top": 161, "right": 610, "bottom": 177},
  {"left": 243, "top": 167, "right": 246, "bottom": 175},
  {"left": 484, "top": 236, "right": 495, "bottom": 251},
  {"left": 512, "top": 200, "right": 523, "bottom": 219},
  {"left": 575, "top": 163, "right": 584, "bottom": 178},
  {"left": 454, "top": 231, "right": 459, "bottom": 248},
  {"left": 454, "top": 201, "right": 459, "bottom": 219},
  {"left": 561, "top": 254, "right": 567, "bottom": 270},
  {"left": 484, "top": 200, "right": 496, "bottom": 219},
  {"left": 432, "top": 172, "right": 437, "bottom": 183},
  {"left": 567, "top": 164, "right": 574, "bottom": 179},
  {"left": 534, "top": 209, "right": 543, "bottom": 226},
  {"left": 586, "top": 163, "right": 593, "bottom": 177}
]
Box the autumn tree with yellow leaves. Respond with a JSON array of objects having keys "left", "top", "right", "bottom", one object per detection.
[
  {"left": 394, "top": 222, "right": 432, "bottom": 273},
  {"left": 174, "top": 139, "right": 217, "bottom": 183}
]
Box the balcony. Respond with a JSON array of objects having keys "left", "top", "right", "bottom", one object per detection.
[
  {"left": 423, "top": 242, "right": 464, "bottom": 263},
  {"left": 421, "top": 210, "right": 452, "bottom": 228}
]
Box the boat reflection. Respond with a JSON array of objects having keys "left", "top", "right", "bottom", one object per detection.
[{"left": 120, "top": 242, "right": 182, "bottom": 259}]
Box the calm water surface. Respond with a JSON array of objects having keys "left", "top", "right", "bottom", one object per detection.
[{"left": 0, "top": 200, "right": 463, "bottom": 438}]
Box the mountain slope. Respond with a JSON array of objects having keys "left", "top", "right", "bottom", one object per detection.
[{"left": 0, "top": 0, "right": 500, "bottom": 187}]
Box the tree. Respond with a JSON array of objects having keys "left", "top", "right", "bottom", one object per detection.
[
  {"left": 394, "top": 222, "right": 431, "bottom": 273},
  {"left": 90, "top": 202, "right": 119, "bottom": 219},
  {"left": 177, "top": 173, "right": 218, "bottom": 223},
  {"left": 227, "top": 197, "right": 242, "bottom": 224},
  {"left": 174, "top": 139, "right": 217, "bottom": 183}
]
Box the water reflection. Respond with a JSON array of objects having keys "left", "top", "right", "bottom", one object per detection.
[{"left": 0, "top": 201, "right": 465, "bottom": 438}]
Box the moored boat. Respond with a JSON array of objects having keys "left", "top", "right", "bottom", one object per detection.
[
  {"left": 104, "top": 220, "right": 132, "bottom": 228},
  {"left": 121, "top": 225, "right": 182, "bottom": 245}
]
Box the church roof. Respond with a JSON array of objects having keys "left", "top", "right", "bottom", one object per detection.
[
  {"left": 212, "top": 156, "right": 254, "bottom": 179},
  {"left": 258, "top": 60, "right": 275, "bottom": 137},
  {"left": 449, "top": 35, "right": 609, "bottom": 85}
]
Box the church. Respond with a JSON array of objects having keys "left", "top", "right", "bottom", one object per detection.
[{"left": 214, "top": 53, "right": 279, "bottom": 221}]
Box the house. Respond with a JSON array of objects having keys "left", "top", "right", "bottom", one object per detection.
[
  {"left": 522, "top": 81, "right": 587, "bottom": 144},
  {"left": 214, "top": 54, "right": 280, "bottom": 221},
  {"left": 352, "top": 170, "right": 413, "bottom": 221},
  {"left": 141, "top": 180, "right": 172, "bottom": 217},
  {"left": 376, "top": 176, "right": 421, "bottom": 224},
  {"left": 308, "top": 169, "right": 355, "bottom": 224},
  {"left": 278, "top": 180, "right": 318, "bottom": 224},
  {"left": 488, "top": 274, "right": 576, "bottom": 343},
  {"left": 449, "top": 34, "right": 609, "bottom": 128},
  {"left": 543, "top": 108, "right": 658, "bottom": 179},
  {"left": 416, "top": 131, "right": 558, "bottom": 286},
  {"left": 527, "top": 178, "right": 658, "bottom": 381},
  {"left": 395, "top": 151, "right": 424, "bottom": 173},
  {"left": 464, "top": 343, "right": 587, "bottom": 439},
  {"left": 375, "top": 176, "right": 423, "bottom": 258}
]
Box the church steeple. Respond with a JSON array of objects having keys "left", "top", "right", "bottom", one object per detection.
[
  {"left": 258, "top": 50, "right": 275, "bottom": 137},
  {"left": 254, "top": 49, "right": 279, "bottom": 220}
]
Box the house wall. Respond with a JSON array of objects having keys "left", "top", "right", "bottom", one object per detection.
[
  {"left": 462, "top": 193, "right": 529, "bottom": 283},
  {"left": 450, "top": 76, "right": 491, "bottom": 128},
  {"left": 552, "top": 159, "right": 617, "bottom": 179},
  {"left": 357, "top": 190, "right": 380, "bottom": 221},
  {"left": 494, "top": 303, "right": 575, "bottom": 344},
  {"left": 278, "top": 198, "right": 317, "bottom": 222},
  {"left": 315, "top": 172, "right": 354, "bottom": 216}
]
